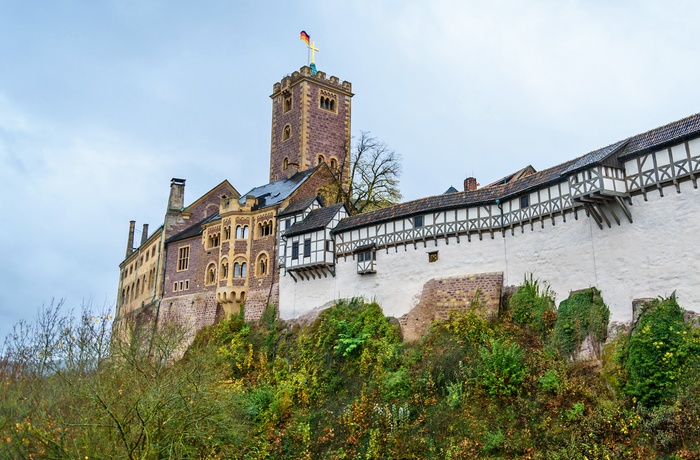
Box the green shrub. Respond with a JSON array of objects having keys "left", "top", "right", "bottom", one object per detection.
[
  {"left": 621, "top": 295, "right": 695, "bottom": 408},
  {"left": 477, "top": 338, "right": 526, "bottom": 397},
  {"left": 554, "top": 288, "right": 610, "bottom": 359},
  {"left": 509, "top": 274, "right": 557, "bottom": 336}
]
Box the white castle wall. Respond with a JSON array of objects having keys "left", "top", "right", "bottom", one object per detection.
[{"left": 279, "top": 182, "right": 700, "bottom": 323}]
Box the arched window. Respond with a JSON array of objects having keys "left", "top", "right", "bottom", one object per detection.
[
  {"left": 283, "top": 157, "right": 289, "bottom": 170},
  {"left": 224, "top": 226, "right": 231, "bottom": 240},
  {"left": 330, "top": 99, "right": 335, "bottom": 111},
  {"left": 135, "top": 279, "right": 140, "bottom": 297},
  {"left": 243, "top": 225, "right": 249, "bottom": 238},
  {"left": 235, "top": 225, "right": 242, "bottom": 239},
  {"left": 241, "top": 262, "right": 247, "bottom": 278},
  {"left": 206, "top": 263, "right": 216, "bottom": 285},
  {"left": 330, "top": 157, "right": 338, "bottom": 170},
  {"left": 283, "top": 97, "right": 292, "bottom": 112},
  {"left": 317, "top": 154, "right": 325, "bottom": 164},
  {"left": 257, "top": 254, "right": 268, "bottom": 276},
  {"left": 221, "top": 261, "right": 228, "bottom": 279},
  {"left": 282, "top": 125, "right": 291, "bottom": 141},
  {"left": 233, "top": 262, "right": 240, "bottom": 278}
]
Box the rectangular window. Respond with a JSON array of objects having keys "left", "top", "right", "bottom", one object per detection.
[
  {"left": 414, "top": 215, "right": 424, "bottom": 227},
  {"left": 428, "top": 251, "right": 438, "bottom": 263},
  {"left": 173, "top": 282, "right": 178, "bottom": 292},
  {"left": 285, "top": 219, "right": 291, "bottom": 229},
  {"left": 184, "top": 280, "right": 189, "bottom": 290},
  {"left": 177, "top": 246, "right": 190, "bottom": 271},
  {"left": 520, "top": 196, "right": 529, "bottom": 209},
  {"left": 303, "top": 239, "right": 311, "bottom": 257},
  {"left": 292, "top": 241, "right": 299, "bottom": 260},
  {"left": 326, "top": 240, "right": 333, "bottom": 252},
  {"left": 356, "top": 249, "right": 376, "bottom": 274}
]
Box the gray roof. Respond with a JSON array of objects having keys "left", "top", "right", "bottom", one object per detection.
[
  {"left": 561, "top": 140, "right": 628, "bottom": 175},
  {"left": 166, "top": 213, "right": 220, "bottom": 244},
  {"left": 443, "top": 186, "right": 459, "bottom": 194},
  {"left": 277, "top": 195, "right": 321, "bottom": 217},
  {"left": 239, "top": 167, "right": 318, "bottom": 210},
  {"left": 284, "top": 203, "right": 346, "bottom": 238}
]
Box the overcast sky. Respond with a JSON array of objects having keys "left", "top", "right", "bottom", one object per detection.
[{"left": 2, "top": 0, "right": 699, "bottom": 339}]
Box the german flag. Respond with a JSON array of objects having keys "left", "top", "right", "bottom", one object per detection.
[{"left": 300, "top": 30, "right": 310, "bottom": 46}]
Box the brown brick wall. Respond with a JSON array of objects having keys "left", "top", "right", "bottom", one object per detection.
[
  {"left": 163, "top": 236, "right": 217, "bottom": 300},
  {"left": 399, "top": 272, "right": 504, "bottom": 341},
  {"left": 269, "top": 69, "right": 351, "bottom": 183}
]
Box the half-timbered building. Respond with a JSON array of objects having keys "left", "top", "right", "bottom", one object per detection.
[{"left": 279, "top": 113, "right": 700, "bottom": 331}]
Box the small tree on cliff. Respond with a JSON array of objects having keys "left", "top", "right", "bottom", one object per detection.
[{"left": 328, "top": 131, "right": 402, "bottom": 214}]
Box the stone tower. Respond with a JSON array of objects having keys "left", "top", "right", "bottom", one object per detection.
[{"left": 269, "top": 66, "right": 353, "bottom": 183}]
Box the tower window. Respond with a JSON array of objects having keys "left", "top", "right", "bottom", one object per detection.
[
  {"left": 319, "top": 91, "right": 338, "bottom": 113},
  {"left": 282, "top": 125, "right": 291, "bottom": 141},
  {"left": 317, "top": 154, "right": 325, "bottom": 164},
  {"left": 283, "top": 96, "right": 292, "bottom": 112},
  {"left": 330, "top": 157, "right": 338, "bottom": 170},
  {"left": 283, "top": 157, "right": 289, "bottom": 170}
]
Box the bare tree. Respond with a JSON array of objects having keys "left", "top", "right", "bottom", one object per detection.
[{"left": 330, "top": 131, "right": 402, "bottom": 214}]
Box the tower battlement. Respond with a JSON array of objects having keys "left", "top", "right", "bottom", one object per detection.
[{"left": 272, "top": 66, "right": 352, "bottom": 96}]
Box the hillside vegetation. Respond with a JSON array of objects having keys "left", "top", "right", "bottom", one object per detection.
[{"left": 2, "top": 280, "right": 700, "bottom": 459}]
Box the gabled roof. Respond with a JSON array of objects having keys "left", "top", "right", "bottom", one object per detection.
[
  {"left": 284, "top": 203, "right": 346, "bottom": 238},
  {"left": 239, "top": 167, "right": 319, "bottom": 210},
  {"left": 333, "top": 112, "right": 700, "bottom": 234},
  {"left": 483, "top": 165, "right": 536, "bottom": 188},
  {"left": 443, "top": 186, "right": 459, "bottom": 194},
  {"left": 166, "top": 213, "right": 220, "bottom": 244},
  {"left": 561, "top": 140, "right": 628, "bottom": 175},
  {"left": 183, "top": 179, "right": 239, "bottom": 212},
  {"left": 278, "top": 195, "right": 322, "bottom": 217}
]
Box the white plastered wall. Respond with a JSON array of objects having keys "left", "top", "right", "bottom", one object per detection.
[{"left": 279, "top": 183, "right": 700, "bottom": 322}]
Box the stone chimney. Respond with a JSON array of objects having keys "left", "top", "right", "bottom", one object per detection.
[
  {"left": 126, "top": 220, "right": 135, "bottom": 258},
  {"left": 464, "top": 177, "right": 478, "bottom": 192},
  {"left": 140, "top": 224, "right": 149, "bottom": 245},
  {"left": 167, "top": 178, "right": 186, "bottom": 212}
]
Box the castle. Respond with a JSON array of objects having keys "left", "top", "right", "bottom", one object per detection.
[{"left": 116, "top": 63, "right": 700, "bottom": 342}]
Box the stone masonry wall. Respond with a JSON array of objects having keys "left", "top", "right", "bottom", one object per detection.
[{"left": 398, "top": 272, "right": 504, "bottom": 341}]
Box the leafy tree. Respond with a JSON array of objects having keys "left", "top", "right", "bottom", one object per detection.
[{"left": 328, "top": 131, "right": 402, "bottom": 214}]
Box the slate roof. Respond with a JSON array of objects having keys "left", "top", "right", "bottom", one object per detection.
[
  {"left": 239, "top": 166, "right": 319, "bottom": 210},
  {"left": 284, "top": 203, "right": 346, "bottom": 238},
  {"left": 277, "top": 195, "right": 321, "bottom": 217},
  {"left": 166, "top": 213, "right": 220, "bottom": 244},
  {"left": 443, "top": 186, "right": 459, "bottom": 194},
  {"left": 333, "top": 112, "right": 700, "bottom": 234},
  {"left": 561, "top": 140, "right": 628, "bottom": 175}
]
